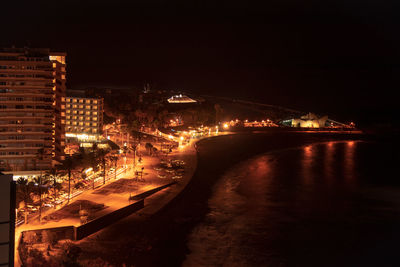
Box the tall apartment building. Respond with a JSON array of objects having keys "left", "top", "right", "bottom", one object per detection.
[
  {"left": 65, "top": 92, "right": 103, "bottom": 141},
  {"left": 0, "top": 48, "right": 66, "bottom": 172}
]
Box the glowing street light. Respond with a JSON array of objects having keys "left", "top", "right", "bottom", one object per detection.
[{"left": 223, "top": 123, "right": 229, "bottom": 129}]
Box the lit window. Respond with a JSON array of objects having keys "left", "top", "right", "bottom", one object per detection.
[
  {"left": 66, "top": 98, "right": 71, "bottom": 102},
  {"left": 66, "top": 110, "right": 71, "bottom": 114},
  {"left": 73, "top": 111, "right": 77, "bottom": 114},
  {"left": 86, "top": 100, "right": 90, "bottom": 104},
  {"left": 73, "top": 116, "right": 77, "bottom": 120},
  {"left": 61, "top": 112, "right": 65, "bottom": 116},
  {"left": 79, "top": 105, "right": 83, "bottom": 109},
  {"left": 93, "top": 112, "right": 97, "bottom": 116},
  {"left": 79, "top": 99, "right": 84, "bottom": 103},
  {"left": 93, "top": 129, "right": 97, "bottom": 133},
  {"left": 93, "top": 100, "right": 98, "bottom": 104},
  {"left": 61, "top": 97, "right": 65, "bottom": 102},
  {"left": 73, "top": 105, "right": 77, "bottom": 108},
  {"left": 85, "top": 122, "right": 90, "bottom": 126},
  {"left": 92, "top": 122, "right": 97, "bottom": 126},
  {"left": 61, "top": 105, "right": 65, "bottom": 109},
  {"left": 92, "top": 105, "right": 97, "bottom": 109},
  {"left": 66, "top": 116, "right": 70, "bottom": 119},
  {"left": 66, "top": 121, "right": 70, "bottom": 125},
  {"left": 72, "top": 122, "right": 77, "bottom": 125},
  {"left": 79, "top": 122, "right": 83, "bottom": 126},
  {"left": 79, "top": 111, "right": 84, "bottom": 114},
  {"left": 86, "top": 105, "right": 90, "bottom": 109},
  {"left": 86, "top": 111, "right": 90, "bottom": 115},
  {"left": 73, "top": 99, "right": 77, "bottom": 103},
  {"left": 79, "top": 116, "right": 83, "bottom": 120}
]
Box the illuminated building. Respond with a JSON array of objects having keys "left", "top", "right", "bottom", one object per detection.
[
  {"left": 0, "top": 48, "right": 66, "bottom": 172},
  {"left": 280, "top": 113, "right": 350, "bottom": 128},
  {"left": 64, "top": 92, "right": 103, "bottom": 142},
  {"left": 167, "top": 94, "right": 197, "bottom": 103}
]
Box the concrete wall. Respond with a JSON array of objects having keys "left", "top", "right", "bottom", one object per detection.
[
  {"left": 75, "top": 199, "right": 144, "bottom": 240},
  {"left": 131, "top": 181, "right": 176, "bottom": 200}
]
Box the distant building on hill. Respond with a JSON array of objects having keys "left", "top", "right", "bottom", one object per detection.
[{"left": 167, "top": 94, "right": 197, "bottom": 104}]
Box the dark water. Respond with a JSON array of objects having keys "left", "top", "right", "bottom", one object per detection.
[{"left": 184, "top": 140, "right": 400, "bottom": 267}]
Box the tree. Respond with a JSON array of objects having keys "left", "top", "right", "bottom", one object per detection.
[
  {"left": 17, "top": 177, "right": 31, "bottom": 209},
  {"left": 60, "top": 156, "right": 77, "bottom": 204},
  {"left": 145, "top": 142, "right": 153, "bottom": 156},
  {"left": 81, "top": 146, "right": 100, "bottom": 190},
  {"left": 106, "top": 155, "right": 119, "bottom": 180},
  {"left": 29, "top": 175, "right": 49, "bottom": 223},
  {"left": 61, "top": 242, "right": 82, "bottom": 267},
  {"left": 45, "top": 168, "right": 62, "bottom": 208},
  {"left": 96, "top": 148, "right": 109, "bottom": 185},
  {"left": 82, "top": 144, "right": 110, "bottom": 188}
]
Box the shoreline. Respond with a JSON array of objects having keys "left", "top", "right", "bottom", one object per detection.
[{"left": 74, "top": 131, "right": 365, "bottom": 266}]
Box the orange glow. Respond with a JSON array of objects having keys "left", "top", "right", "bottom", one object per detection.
[
  {"left": 304, "top": 145, "right": 312, "bottom": 157},
  {"left": 223, "top": 123, "right": 229, "bottom": 129},
  {"left": 302, "top": 145, "right": 313, "bottom": 185}
]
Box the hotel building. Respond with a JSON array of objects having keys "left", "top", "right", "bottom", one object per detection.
[
  {"left": 0, "top": 48, "right": 66, "bottom": 172},
  {"left": 64, "top": 92, "right": 103, "bottom": 142}
]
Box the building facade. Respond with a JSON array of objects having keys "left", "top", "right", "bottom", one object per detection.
[
  {"left": 64, "top": 95, "right": 103, "bottom": 141},
  {"left": 0, "top": 48, "right": 66, "bottom": 172}
]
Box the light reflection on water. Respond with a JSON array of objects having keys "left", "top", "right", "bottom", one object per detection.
[
  {"left": 185, "top": 140, "right": 400, "bottom": 267},
  {"left": 324, "top": 141, "right": 335, "bottom": 184},
  {"left": 302, "top": 145, "right": 314, "bottom": 186},
  {"left": 344, "top": 141, "right": 356, "bottom": 186}
]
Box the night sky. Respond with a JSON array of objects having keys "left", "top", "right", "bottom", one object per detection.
[{"left": 2, "top": 0, "right": 399, "bottom": 124}]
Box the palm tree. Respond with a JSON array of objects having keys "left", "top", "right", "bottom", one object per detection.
[
  {"left": 45, "top": 167, "right": 62, "bottom": 208},
  {"left": 145, "top": 142, "right": 153, "bottom": 156},
  {"left": 81, "top": 144, "right": 101, "bottom": 189},
  {"left": 29, "top": 174, "right": 49, "bottom": 223},
  {"left": 96, "top": 148, "right": 109, "bottom": 185},
  {"left": 60, "top": 156, "right": 77, "bottom": 204},
  {"left": 16, "top": 177, "right": 32, "bottom": 223},
  {"left": 16, "top": 177, "right": 30, "bottom": 207},
  {"left": 33, "top": 147, "right": 47, "bottom": 222},
  {"left": 106, "top": 154, "right": 119, "bottom": 180},
  {"left": 130, "top": 143, "right": 138, "bottom": 168}
]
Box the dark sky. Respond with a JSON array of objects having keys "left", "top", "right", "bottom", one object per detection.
[{"left": 2, "top": 0, "right": 399, "bottom": 123}]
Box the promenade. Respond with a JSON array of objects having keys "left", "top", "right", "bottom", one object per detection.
[{"left": 15, "top": 136, "right": 200, "bottom": 266}]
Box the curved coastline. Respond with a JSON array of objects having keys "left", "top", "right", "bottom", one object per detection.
[{"left": 77, "top": 131, "right": 365, "bottom": 266}]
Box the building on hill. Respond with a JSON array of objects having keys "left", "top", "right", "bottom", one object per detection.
[{"left": 167, "top": 94, "right": 197, "bottom": 104}]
